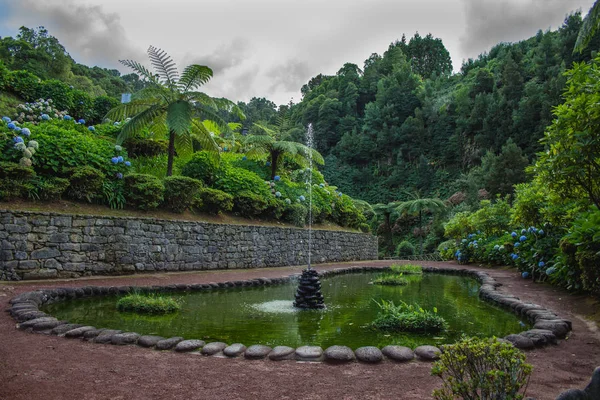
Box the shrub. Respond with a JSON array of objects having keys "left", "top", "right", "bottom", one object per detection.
[
  {"left": 116, "top": 292, "right": 181, "bottom": 314},
  {"left": 34, "top": 176, "right": 69, "bottom": 201},
  {"left": 233, "top": 190, "right": 269, "bottom": 217},
  {"left": 371, "top": 300, "right": 447, "bottom": 333},
  {"left": 66, "top": 166, "right": 105, "bottom": 202},
  {"left": 7, "top": 70, "right": 41, "bottom": 100},
  {"left": 332, "top": 193, "right": 366, "bottom": 228},
  {"left": 215, "top": 165, "right": 271, "bottom": 197},
  {"left": 0, "top": 161, "right": 35, "bottom": 200},
  {"left": 390, "top": 264, "right": 422, "bottom": 274},
  {"left": 92, "top": 96, "right": 119, "bottom": 124},
  {"left": 102, "top": 180, "right": 126, "bottom": 210},
  {"left": 163, "top": 176, "right": 203, "bottom": 213},
  {"left": 359, "top": 223, "right": 370, "bottom": 233},
  {"left": 444, "top": 211, "right": 476, "bottom": 239},
  {"left": 13, "top": 99, "right": 68, "bottom": 124},
  {"left": 194, "top": 187, "right": 233, "bottom": 215},
  {"left": 36, "top": 80, "right": 73, "bottom": 111},
  {"left": 123, "top": 137, "right": 168, "bottom": 158},
  {"left": 283, "top": 202, "right": 308, "bottom": 227},
  {"left": 372, "top": 273, "right": 409, "bottom": 286},
  {"left": 123, "top": 173, "right": 164, "bottom": 210},
  {"left": 437, "top": 240, "right": 457, "bottom": 261},
  {"left": 396, "top": 241, "right": 416, "bottom": 258},
  {"left": 181, "top": 151, "right": 220, "bottom": 185},
  {"left": 431, "top": 337, "right": 532, "bottom": 400}
]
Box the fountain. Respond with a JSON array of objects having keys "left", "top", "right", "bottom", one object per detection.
[{"left": 293, "top": 123, "right": 325, "bottom": 310}]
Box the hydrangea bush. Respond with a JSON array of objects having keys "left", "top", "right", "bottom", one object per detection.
[{"left": 12, "top": 99, "right": 68, "bottom": 124}]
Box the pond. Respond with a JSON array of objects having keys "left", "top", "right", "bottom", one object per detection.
[{"left": 43, "top": 272, "right": 529, "bottom": 349}]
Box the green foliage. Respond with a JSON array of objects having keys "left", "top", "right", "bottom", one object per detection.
[
  {"left": 390, "top": 264, "right": 423, "bottom": 274},
  {"left": 332, "top": 193, "right": 366, "bottom": 228},
  {"left": 358, "top": 223, "right": 370, "bottom": 233},
  {"left": 163, "top": 176, "right": 203, "bottom": 213},
  {"left": 7, "top": 70, "right": 40, "bottom": 100},
  {"left": 116, "top": 292, "right": 181, "bottom": 314},
  {"left": 431, "top": 337, "right": 532, "bottom": 400},
  {"left": 0, "top": 161, "right": 35, "bottom": 200},
  {"left": 535, "top": 54, "right": 600, "bottom": 209},
  {"left": 194, "top": 187, "right": 233, "bottom": 214},
  {"left": 181, "top": 151, "right": 220, "bottom": 184},
  {"left": 559, "top": 209, "right": 600, "bottom": 295},
  {"left": 123, "top": 137, "right": 168, "bottom": 158},
  {"left": 371, "top": 299, "right": 447, "bottom": 333},
  {"left": 102, "top": 180, "right": 126, "bottom": 210},
  {"left": 66, "top": 166, "right": 105, "bottom": 203},
  {"left": 438, "top": 240, "right": 457, "bottom": 261},
  {"left": 372, "top": 273, "right": 409, "bottom": 286},
  {"left": 123, "top": 173, "right": 164, "bottom": 210},
  {"left": 214, "top": 165, "right": 271, "bottom": 197},
  {"left": 395, "top": 241, "right": 416, "bottom": 257},
  {"left": 33, "top": 176, "right": 69, "bottom": 201},
  {"left": 283, "top": 202, "right": 308, "bottom": 227}
]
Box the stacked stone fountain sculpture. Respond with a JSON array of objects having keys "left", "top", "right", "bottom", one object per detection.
[{"left": 293, "top": 267, "right": 325, "bottom": 309}]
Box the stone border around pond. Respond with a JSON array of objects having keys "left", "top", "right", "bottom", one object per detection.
[{"left": 6, "top": 265, "right": 572, "bottom": 364}]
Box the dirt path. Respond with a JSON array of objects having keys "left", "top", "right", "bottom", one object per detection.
[{"left": 1, "top": 261, "right": 599, "bottom": 400}]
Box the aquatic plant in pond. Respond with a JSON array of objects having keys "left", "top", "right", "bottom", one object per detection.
[
  {"left": 43, "top": 273, "right": 529, "bottom": 349},
  {"left": 371, "top": 299, "right": 447, "bottom": 333},
  {"left": 116, "top": 292, "right": 181, "bottom": 314},
  {"left": 390, "top": 264, "right": 423, "bottom": 275},
  {"left": 372, "top": 273, "right": 409, "bottom": 286}
]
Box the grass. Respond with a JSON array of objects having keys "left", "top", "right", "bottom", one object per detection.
[
  {"left": 371, "top": 299, "right": 448, "bottom": 333},
  {"left": 116, "top": 292, "right": 181, "bottom": 314},
  {"left": 372, "top": 273, "right": 409, "bottom": 286},
  {"left": 390, "top": 264, "right": 423, "bottom": 274}
]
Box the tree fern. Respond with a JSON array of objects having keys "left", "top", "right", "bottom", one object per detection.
[{"left": 575, "top": 1, "right": 600, "bottom": 53}]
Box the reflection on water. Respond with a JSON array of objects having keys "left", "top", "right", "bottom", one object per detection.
[{"left": 43, "top": 273, "right": 529, "bottom": 349}]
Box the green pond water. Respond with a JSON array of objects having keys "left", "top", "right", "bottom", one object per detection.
[{"left": 43, "top": 272, "right": 529, "bottom": 349}]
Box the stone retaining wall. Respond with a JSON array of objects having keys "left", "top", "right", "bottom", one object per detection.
[{"left": 0, "top": 210, "right": 378, "bottom": 281}]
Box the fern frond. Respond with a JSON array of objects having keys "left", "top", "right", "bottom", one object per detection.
[
  {"left": 179, "top": 65, "right": 213, "bottom": 92},
  {"left": 253, "top": 123, "right": 278, "bottom": 137},
  {"left": 119, "top": 59, "right": 160, "bottom": 85},
  {"left": 147, "top": 46, "right": 179, "bottom": 87},
  {"left": 190, "top": 119, "right": 220, "bottom": 153},
  {"left": 166, "top": 100, "right": 192, "bottom": 136},
  {"left": 105, "top": 100, "right": 159, "bottom": 121},
  {"left": 174, "top": 131, "right": 193, "bottom": 158},
  {"left": 117, "top": 105, "right": 165, "bottom": 144}
]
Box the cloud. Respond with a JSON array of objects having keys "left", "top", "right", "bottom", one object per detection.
[
  {"left": 459, "top": 0, "right": 593, "bottom": 59},
  {"left": 182, "top": 37, "right": 251, "bottom": 76},
  {"left": 0, "top": 0, "right": 145, "bottom": 68},
  {"left": 266, "top": 59, "right": 311, "bottom": 94}
]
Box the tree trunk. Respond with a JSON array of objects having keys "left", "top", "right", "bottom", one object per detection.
[
  {"left": 167, "top": 130, "right": 175, "bottom": 177},
  {"left": 418, "top": 210, "right": 423, "bottom": 255},
  {"left": 270, "top": 151, "right": 280, "bottom": 180}
]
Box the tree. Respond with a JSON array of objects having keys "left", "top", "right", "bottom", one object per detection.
[
  {"left": 575, "top": 0, "right": 600, "bottom": 53},
  {"left": 396, "top": 194, "right": 446, "bottom": 254},
  {"left": 244, "top": 116, "right": 324, "bottom": 180},
  {"left": 535, "top": 55, "right": 600, "bottom": 209},
  {"left": 107, "top": 46, "right": 243, "bottom": 176}
]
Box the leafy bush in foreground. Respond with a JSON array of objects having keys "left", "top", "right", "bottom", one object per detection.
[
  {"left": 163, "top": 176, "right": 203, "bottom": 213},
  {"left": 116, "top": 292, "right": 181, "bottom": 314},
  {"left": 371, "top": 299, "right": 447, "bottom": 333},
  {"left": 194, "top": 187, "right": 233, "bottom": 215},
  {"left": 396, "top": 241, "right": 416, "bottom": 258},
  {"left": 431, "top": 337, "right": 532, "bottom": 400},
  {"left": 66, "top": 166, "right": 105, "bottom": 203}
]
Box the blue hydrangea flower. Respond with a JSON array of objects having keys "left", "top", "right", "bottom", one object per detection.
[
  {"left": 2, "top": 116, "right": 11, "bottom": 123},
  {"left": 538, "top": 229, "right": 545, "bottom": 235},
  {"left": 468, "top": 234, "right": 474, "bottom": 239},
  {"left": 21, "top": 128, "right": 31, "bottom": 137},
  {"left": 285, "top": 198, "right": 291, "bottom": 204},
  {"left": 78, "top": 119, "right": 85, "bottom": 124},
  {"left": 274, "top": 175, "right": 281, "bottom": 181},
  {"left": 117, "top": 156, "right": 124, "bottom": 163},
  {"left": 63, "top": 115, "right": 72, "bottom": 121},
  {"left": 462, "top": 239, "right": 467, "bottom": 243},
  {"left": 521, "top": 229, "right": 527, "bottom": 234},
  {"left": 519, "top": 235, "right": 527, "bottom": 242},
  {"left": 7, "top": 122, "right": 16, "bottom": 130},
  {"left": 299, "top": 195, "right": 306, "bottom": 202},
  {"left": 511, "top": 253, "right": 518, "bottom": 260},
  {"left": 14, "top": 127, "right": 21, "bottom": 132},
  {"left": 41, "top": 114, "right": 50, "bottom": 121},
  {"left": 514, "top": 242, "right": 520, "bottom": 248},
  {"left": 242, "top": 156, "right": 247, "bottom": 161},
  {"left": 275, "top": 191, "right": 281, "bottom": 197},
  {"left": 493, "top": 245, "right": 500, "bottom": 250},
  {"left": 266, "top": 161, "right": 271, "bottom": 167},
  {"left": 546, "top": 267, "right": 556, "bottom": 275},
  {"left": 338, "top": 192, "right": 343, "bottom": 196},
  {"left": 116, "top": 172, "right": 123, "bottom": 179},
  {"left": 521, "top": 271, "right": 529, "bottom": 279},
  {"left": 14, "top": 142, "right": 26, "bottom": 151},
  {"left": 13, "top": 136, "right": 23, "bottom": 143},
  {"left": 88, "top": 126, "right": 96, "bottom": 132},
  {"left": 511, "top": 232, "right": 517, "bottom": 238},
  {"left": 113, "top": 122, "right": 120, "bottom": 126},
  {"left": 538, "top": 261, "right": 545, "bottom": 268},
  {"left": 125, "top": 161, "right": 131, "bottom": 167},
  {"left": 111, "top": 157, "right": 119, "bottom": 164},
  {"left": 115, "top": 145, "right": 122, "bottom": 152},
  {"left": 319, "top": 183, "right": 325, "bottom": 188}
]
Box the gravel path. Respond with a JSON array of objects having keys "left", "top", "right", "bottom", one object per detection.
[{"left": 1, "top": 261, "right": 599, "bottom": 400}]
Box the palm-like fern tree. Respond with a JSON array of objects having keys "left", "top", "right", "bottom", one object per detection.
[
  {"left": 244, "top": 117, "right": 324, "bottom": 179},
  {"left": 396, "top": 194, "right": 446, "bottom": 255},
  {"left": 106, "top": 46, "right": 243, "bottom": 176}
]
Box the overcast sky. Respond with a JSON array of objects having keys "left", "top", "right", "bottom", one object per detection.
[{"left": 0, "top": 0, "right": 594, "bottom": 105}]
